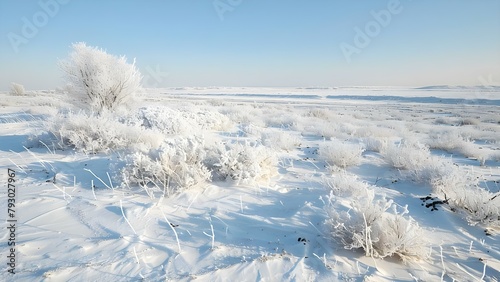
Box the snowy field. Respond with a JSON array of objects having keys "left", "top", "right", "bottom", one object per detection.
[{"left": 1, "top": 86, "right": 499, "bottom": 281}]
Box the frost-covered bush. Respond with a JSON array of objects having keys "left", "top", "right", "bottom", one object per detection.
[
  {"left": 324, "top": 173, "right": 429, "bottom": 262},
  {"left": 220, "top": 104, "right": 265, "bottom": 126},
  {"left": 43, "top": 111, "right": 163, "bottom": 153},
  {"left": 458, "top": 118, "right": 480, "bottom": 126},
  {"left": 10, "top": 82, "right": 25, "bottom": 96},
  {"left": 264, "top": 114, "right": 300, "bottom": 129},
  {"left": 261, "top": 131, "right": 301, "bottom": 151},
  {"left": 315, "top": 122, "right": 357, "bottom": 140},
  {"left": 421, "top": 161, "right": 500, "bottom": 228},
  {"left": 361, "top": 136, "right": 388, "bottom": 153},
  {"left": 306, "top": 108, "right": 332, "bottom": 120},
  {"left": 326, "top": 190, "right": 428, "bottom": 262},
  {"left": 60, "top": 42, "right": 142, "bottom": 113},
  {"left": 323, "top": 173, "right": 370, "bottom": 198},
  {"left": 122, "top": 136, "right": 211, "bottom": 196},
  {"left": 208, "top": 142, "right": 278, "bottom": 184},
  {"left": 427, "top": 131, "right": 487, "bottom": 165},
  {"left": 137, "top": 106, "right": 232, "bottom": 135},
  {"left": 239, "top": 123, "right": 264, "bottom": 137},
  {"left": 383, "top": 140, "right": 431, "bottom": 172},
  {"left": 387, "top": 145, "right": 500, "bottom": 228},
  {"left": 319, "top": 140, "right": 364, "bottom": 168}
]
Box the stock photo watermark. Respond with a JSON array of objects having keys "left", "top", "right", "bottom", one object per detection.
[
  {"left": 7, "top": 0, "right": 70, "bottom": 53},
  {"left": 213, "top": 0, "right": 244, "bottom": 21},
  {"left": 473, "top": 74, "right": 500, "bottom": 99},
  {"left": 142, "top": 65, "right": 169, "bottom": 88},
  {"left": 340, "top": 0, "right": 407, "bottom": 63}
]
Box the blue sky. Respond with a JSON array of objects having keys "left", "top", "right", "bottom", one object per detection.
[{"left": 1, "top": 0, "right": 499, "bottom": 90}]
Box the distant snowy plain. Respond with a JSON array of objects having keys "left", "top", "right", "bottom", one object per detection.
[{"left": 0, "top": 86, "right": 499, "bottom": 281}]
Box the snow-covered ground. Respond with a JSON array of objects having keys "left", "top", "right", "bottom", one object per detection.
[{"left": 0, "top": 87, "right": 499, "bottom": 281}]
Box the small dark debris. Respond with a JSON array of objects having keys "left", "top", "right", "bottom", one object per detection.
[
  {"left": 421, "top": 195, "right": 448, "bottom": 211},
  {"left": 170, "top": 223, "right": 179, "bottom": 228},
  {"left": 420, "top": 196, "right": 433, "bottom": 201}
]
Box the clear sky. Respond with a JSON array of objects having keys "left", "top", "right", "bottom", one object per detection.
[{"left": 1, "top": 0, "right": 499, "bottom": 90}]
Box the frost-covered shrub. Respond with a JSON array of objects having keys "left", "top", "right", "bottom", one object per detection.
[
  {"left": 220, "top": 104, "right": 265, "bottom": 126},
  {"left": 43, "top": 111, "right": 163, "bottom": 153},
  {"left": 326, "top": 190, "right": 428, "bottom": 262},
  {"left": 388, "top": 146, "right": 500, "bottom": 228},
  {"left": 421, "top": 161, "right": 500, "bottom": 228},
  {"left": 10, "top": 82, "right": 25, "bottom": 96},
  {"left": 454, "top": 187, "right": 500, "bottom": 228},
  {"left": 315, "top": 122, "right": 357, "bottom": 140},
  {"left": 264, "top": 114, "right": 300, "bottom": 129},
  {"left": 239, "top": 123, "right": 264, "bottom": 137},
  {"left": 383, "top": 140, "right": 431, "bottom": 172},
  {"left": 60, "top": 42, "right": 142, "bottom": 113},
  {"left": 261, "top": 131, "right": 301, "bottom": 152},
  {"left": 361, "top": 136, "right": 388, "bottom": 153},
  {"left": 137, "top": 106, "right": 232, "bottom": 135},
  {"left": 355, "top": 125, "right": 396, "bottom": 138},
  {"left": 458, "top": 118, "right": 480, "bottom": 126},
  {"left": 306, "top": 108, "right": 332, "bottom": 120},
  {"left": 319, "top": 140, "right": 364, "bottom": 168},
  {"left": 209, "top": 142, "right": 278, "bottom": 184},
  {"left": 122, "top": 136, "right": 211, "bottom": 196},
  {"left": 323, "top": 173, "right": 370, "bottom": 198},
  {"left": 427, "top": 131, "right": 487, "bottom": 165}
]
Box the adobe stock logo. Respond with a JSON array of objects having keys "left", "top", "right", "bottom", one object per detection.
[
  {"left": 340, "top": 0, "right": 406, "bottom": 63},
  {"left": 142, "top": 65, "right": 169, "bottom": 88},
  {"left": 7, "top": 0, "right": 70, "bottom": 53},
  {"left": 213, "top": 0, "right": 243, "bottom": 21}
]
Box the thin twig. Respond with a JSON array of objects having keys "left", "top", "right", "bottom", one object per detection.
[{"left": 120, "top": 200, "right": 137, "bottom": 235}]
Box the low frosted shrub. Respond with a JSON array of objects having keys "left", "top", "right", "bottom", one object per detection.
[
  {"left": 355, "top": 125, "right": 396, "bottom": 138},
  {"left": 323, "top": 173, "right": 370, "bottom": 198},
  {"left": 239, "top": 123, "right": 264, "bottom": 137},
  {"left": 427, "top": 131, "right": 487, "bottom": 165},
  {"left": 44, "top": 111, "right": 164, "bottom": 153},
  {"left": 264, "top": 114, "right": 300, "bottom": 129},
  {"left": 424, "top": 161, "right": 500, "bottom": 228},
  {"left": 137, "top": 106, "right": 232, "bottom": 135},
  {"left": 361, "top": 136, "right": 388, "bottom": 153},
  {"left": 209, "top": 142, "right": 278, "bottom": 184},
  {"left": 326, "top": 190, "right": 428, "bottom": 262},
  {"left": 319, "top": 140, "right": 364, "bottom": 168},
  {"left": 261, "top": 131, "right": 301, "bottom": 152},
  {"left": 122, "top": 136, "right": 211, "bottom": 196},
  {"left": 306, "top": 108, "right": 332, "bottom": 120},
  {"left": 315, "top": 122, "right": 357, "bottom": 140},
  {"left": 388, "top": 146, "right": 500, "bottom": 228},
  {"left": 383, "top": 140, "right": 431, "bottom": 172}
]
